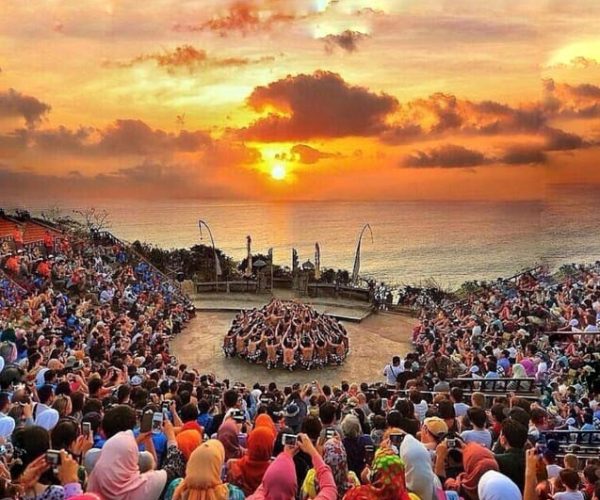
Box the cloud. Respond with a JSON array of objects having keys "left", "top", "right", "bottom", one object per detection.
[
  {"left": 383, "top": 92, "right": 545, "bottom": 144},
  {"left": 239, "top": 71, "right": 398, "bottom": 141},
  {"left": 106, "top": 45, "right": 276, "bottom": 73},
  {"left": 96, "top": 119, "right": 212, "bottom": 155},
  {"left": 404, "top": 143, "right": 551, "bottom": 169},
  {"left": 544, "top": 127, "right": 587, "bottom": 151},
  {"left": 173, "top": 2, "right": 296, "bottom": 36},
  {"left": 321, "top": 30, "right": 370, "bottom": 53},
  {"left": 500, "top": 146, "right": 547, "bottom": 165},
  {"left": 0, "top": 88, "right": 51, "bottom": 127},
  {"left": 404, "top": 144, "right": 490, "bottom": 168},
  {"left": 276, "top": 144, "right": 341, "bottom": 164},
  {"left": 546, "top": 56, "right": 600, "bottom": 69},
  {"left": 0, "top": 160, "right": 246, "bottom": 199},
  {"left": 544, "top": 79, "right": 600, "bottom": 118}
]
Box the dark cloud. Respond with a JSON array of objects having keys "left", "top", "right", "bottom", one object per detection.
[
  {"left": 404, "top": 144, "right": 489, "bottom": 168},
  {"left": 286, "top": 144, "right": 340, "bottom": 164},
  {"left": 544, "top": 127, "right": 587, "bottom": 151},
  {"left": 20, "top": 119, "right": 212, "bottom": 157},
  {"left": 543, "top": 79, "right": 600, "bottom": 118},
  {"left": 321, "top": 30, "right": 370, "bottom": 54},
  {"left": 0, "top": 88, "right": 51, "bottom": 127},
  {"left": 239, "top": 71, "right": 398, "bottom": 141},
  {"left": 173, "top": 2, "right": 296, "bottom": 36},
  {"left": 548, "top": 56, "right": 600, "bottom": 69},
  {"left": 96, "top": 119, "right": 212, "bottom": 155},
  {"left": 500, "top": 146, "right": 547, "bottom": 165},
  {"left": 0, "top": 160, "right": 241, "bottom": 199},
  {"left": 107, "top": 45, "right": 276, "bottom": 73}
]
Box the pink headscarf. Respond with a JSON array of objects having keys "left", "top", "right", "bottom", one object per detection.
[
  {"left": 217, "top": 420, "right": 243, "bottom": 460},
  {"left": 87, "top": 430, "right": 167, "bottom": 500},
  {"left": 247, "top": 452, "right": 297, "bottom": 500},
  {"left": 520, "top": 358, "right": 535, "bottom": 377}
]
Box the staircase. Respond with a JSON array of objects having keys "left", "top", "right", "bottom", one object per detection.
[{"left": 96, "top": 231, "right": 187, "bottom": 300}]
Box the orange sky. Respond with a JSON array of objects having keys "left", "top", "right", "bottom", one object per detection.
[{"left": 1, "top": 0, "right": 600, "bottom": 201}]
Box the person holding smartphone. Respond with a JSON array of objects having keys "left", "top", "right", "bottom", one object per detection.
[{"left": 247, "top": 434, "right": 336, "bottom": 500}]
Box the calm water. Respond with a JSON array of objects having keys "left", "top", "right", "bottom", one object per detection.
[{"left": 4, "top": 193, "right": 599, "bottom": 288}]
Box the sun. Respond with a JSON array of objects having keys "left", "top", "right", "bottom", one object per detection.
[{"left": 270, "top": 164, "right": 286, "bottom": 181}]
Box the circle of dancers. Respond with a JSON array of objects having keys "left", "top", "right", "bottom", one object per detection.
[{"left": 223, "top": 299, "right": 349, "bottom": 370}]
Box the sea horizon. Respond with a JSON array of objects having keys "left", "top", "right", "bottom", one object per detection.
[{"left": 3, "top": 193, "right": 599, "bottom": 289}]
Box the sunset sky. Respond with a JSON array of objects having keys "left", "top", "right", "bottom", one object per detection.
[{"left": 1, "top": 0, "right": 600, "bottom": 201}]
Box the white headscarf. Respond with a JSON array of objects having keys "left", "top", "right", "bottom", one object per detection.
[
  {"left": 512, "top": 364, "right": 527, "bottom": 379},
  {"left": 35, "top": 408, "right": 59, "bottom": 430},
  {"left": 399, "top": 434, "right": 441, "bottom": 500},
  {"left": 0, "top": 415, "right": 15, "bottom": 439},
  {"left": 478, "top": 470, "right": 522, "bottom": 500}
]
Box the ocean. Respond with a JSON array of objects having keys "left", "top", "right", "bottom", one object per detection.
[{"left": 4, "top": 192, "right": 599, "bottom": 288}]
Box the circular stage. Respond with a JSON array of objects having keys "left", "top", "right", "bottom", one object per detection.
[
  {"left": 171, "top": 306, "right": 414, "bottom": 385},
  {"left": 223, "top": 299, "right": 349, "bottom": 370}
]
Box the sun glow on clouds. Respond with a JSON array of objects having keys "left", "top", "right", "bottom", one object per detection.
[{"left": 547, "top": 39, "right": 600, "bottom": 66}]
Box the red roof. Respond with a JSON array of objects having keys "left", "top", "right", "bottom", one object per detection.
[
  {"left": 0, "top": 218, "right": 14, "bottom": 239},
  {"left": 0, "top": 216, "right": 63, "bottom": 244}
]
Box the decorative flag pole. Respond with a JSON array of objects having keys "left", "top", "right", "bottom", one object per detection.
[
  {"left": 268, "top": 247, "right": 274, "bottom": 291},
  {"left": 315, "top": 243, "right": 321, "bottom": 281},
  {"left": 198, "top": 220, "right": 222, "bottom": 289},
  {"left": 351, "top": 224, "right": 373, "bottom": 286},
  {"left": 245, "top": 236, "right": 253, "bottom": 278}
]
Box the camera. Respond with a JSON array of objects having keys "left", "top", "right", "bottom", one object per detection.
[
  {"left": 46, "top": 450, "right": 61, "bottom": 467},
  {"left": 447, "top": 438, "right": 456, "bottom": 449},
  {"left": 325, "top": 428, "right": 335, "bottom": 439},
  {"left": 232, "top": 409, "right": 245, "bottom": 423},
  {"left": 380, "top": 398, "right": 388, "bottom": 410},
  {"left": 282, "top": 433, "right": 298, "bottom": 447},
  {"left": 389, "top": 433, "right": 405, "bottom": 448}
]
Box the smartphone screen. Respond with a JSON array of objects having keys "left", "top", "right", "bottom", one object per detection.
[
  {"left": 152, "top": 412, "right": 163, "bottom": 433},
  {"left": 140, "top": 410, "right": 153, "bottom": 433},
  {"left": 82, "top": 422, "right": 91, "bottom": 437}
]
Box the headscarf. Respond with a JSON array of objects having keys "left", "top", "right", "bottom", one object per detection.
[
  {"left": 477, "top": 470, "right": 521, "bottom": 500},
  {"left": 228, "top": 427, "right": 274, "bottom": 495},
  {"left": 35, "top": 408, "right": 59, "bottom": 431},
  {"left": 343, "top": 447, "right": 410, "bottom": 500},
  {"left": 173, "top": 440, "right": 229, "bottom": 500},
  {"left": 399, "top": 434, "right": 440, "bottom": 500},
  {"left": 344, "top": 448, "right": 410, "bottom": 500},
  {"left": 87, "top": 431, "right": 166, "bottom": 500},
  {"left": 248, "top": 452, "right": 297, "bottom": 500},
  {"left": 0, "top": 415, "right": 15, "bottom": 439},
  {"left": 218, "top": 420, "right": 243, "bottom": 460},
  {"left": 176, "top": 429, "right": 203, "bottom": 461},
  {"left": 444, "top": 443, "right": 499, "bottom": 499},
  {"left": 83, "top": 448, "right": 102, "bottom": 475},
  {"left": 520, "top": 358, "right": 535, "bottom": 377},
  {"left": 254, "top": 414, "right": 277, "bottom": 440},
  {"left": 511, "top": 364, "right": 527, "bottom": 379},
  {"left": 321, "top": 439, "right": 355, "bottom": 498}
]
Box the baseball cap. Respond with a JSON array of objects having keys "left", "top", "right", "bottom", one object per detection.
[{"left": 423, "top": 417, "right": 448, "bottom": 438}]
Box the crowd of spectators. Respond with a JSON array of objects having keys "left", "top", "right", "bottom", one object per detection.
[{"left": 0, "top": 220, "right": 599, "bottom": 500}]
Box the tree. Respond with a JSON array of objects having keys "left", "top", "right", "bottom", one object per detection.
[{"left": 72, "top": 207, "right": 111, "bottom": 233}]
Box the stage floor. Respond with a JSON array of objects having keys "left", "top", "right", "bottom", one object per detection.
[{"left": 170, "top": 310, "right": 415, "bottom": 386}]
